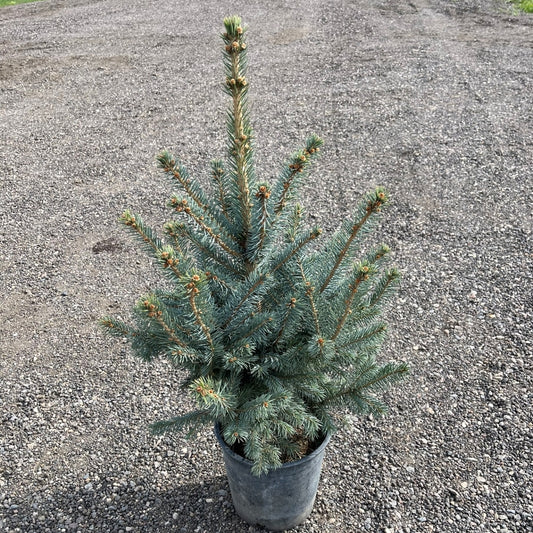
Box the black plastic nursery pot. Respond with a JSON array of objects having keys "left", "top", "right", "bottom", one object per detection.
[{"left": 214, "top": 424, "right": 331, "bottom": 531}]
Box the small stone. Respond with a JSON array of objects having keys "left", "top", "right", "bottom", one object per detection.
[{"left": 448, "top": 488, "right": 461, "bottom": 501}]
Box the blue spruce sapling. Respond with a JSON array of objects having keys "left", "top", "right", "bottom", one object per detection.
[{"left": 101, "top": 16, "right": 408, "bottom": 475}]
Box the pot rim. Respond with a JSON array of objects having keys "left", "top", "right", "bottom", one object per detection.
[{"left": 214, "top": 422, "right": 331, "bottom": 470}]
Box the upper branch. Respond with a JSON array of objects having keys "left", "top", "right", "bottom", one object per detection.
[
  {"left": 223, "top": 16, "right": 255, "bottom": 265},
  {"left": 319, "top": 188, "right": 389, "bottom": 294}
]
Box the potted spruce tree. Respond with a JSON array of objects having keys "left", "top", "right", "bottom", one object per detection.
[{"left": 101, "top": 16, "right": 408, "bottom": 531}]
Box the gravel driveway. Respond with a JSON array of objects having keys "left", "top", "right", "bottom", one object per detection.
[{"left": 1, "top": 0, "right": 532, "bottom": 531}]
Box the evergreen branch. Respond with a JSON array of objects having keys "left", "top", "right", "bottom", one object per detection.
[
  {"left": 319, "top": 188, "right": 389, "bottom": 294},
  {"left": 139, "top": 296, "right": 187, "bottom": 347},
  {"left": 285, "top": 375, "right": 330, "bottom": 403},
  {"left": 185, "top": 275, "right": 215, "bottom": 354},
  {"left": 332, "top": 262, "right": 375, "bottom": 340},
  {"left": 273, "top": 297, "right": 297, "bottom": 346},
  {"left": 164, "top": 221, "right": 235, "bottom": 281},
  {"left": 232, "top": 314, "right": 273, "bottom": 345},
  {"left": 190, "top": 375, "right": 237, "bottom": 418},
  {"left": 336, "top": 322, "right": 387, "bottom": 351},
  {"left": 366, "top": 268, "right": 400, "bottom": 309},
  {"left": 221, "top": 274, "right": 266, "bottom": 329},
  {"left": 174, "top": 222, "right": 243, "bottom": 277},
  {"left": 250, "top": 442, "right": 282, "bottom": 477},
  {"left": 222, "top": 345, "right": 257, "bottom": 373},
  {"left": 297, "top": 259, "right": 321, "bottom": 336},
  {"left": 157, "top": 245, "right": 184, "bottom": 280},
  {"left": 269, "top": 291, "right": 307, "bottom": 348},
  {"left": 170, "top": 196, "right": 241, "bottom": 258},
  {"left": 150, "top": 409, "right": 212, "bottom": 438},
  {"left": 157, "top": 151, "right": 209, "bottom": 211},
  {"left": 364, "top": 243, "right": 391, "bottom": 266},
  {"left": 257, "top": 186, "right": 270, "bottom": 252},
  {"left": 163, "top": 221, "right": 186, "bottom": 255},
  {"left": 324, "top": 361, "right": 408, "bottom": 414},
  {"left": 351, "top": 394, "right": 388, "bottom": 416},
  {"left": 248, "top": 183, "right": 271, "bottom": 262},
  {"left": 223, "top": 17, "right": 254, "bottom": 259},
  {"left": 285, "top": 204, "right": 305, "bottom": 243},
  {"left": 306, "top": 284, "right": 322, "bottom": 337},
  {"left": 356, "top": 362, "right": 409, "bottom": 395},
  {"left": 269, "top": 227, "right": 322, "bottom": 275},
  {"left": 312, "top": 406, "right": 338, "bottom": 435},
  {"left": 205, "top": 269, "right": 232, "bottom": 292},
  {"left": 99, "top": 317, "right": 138, "bottom": 338},
  {"left": 166, "top": 344, "right": 203, "bottom": 367},
  {"left": 211, "top": 159, "right": 232, "bottom": 221},
  {"left": 262, "top": 282, "right": 284, "bottom": 311},
  {"left": 119, "top": 210, "right": 163, "bottom": 254},
  {"left": 120, "top": 212, "right": 186, "bottom": 281},
  {"left": 307, "top": 335, "right": 335, "bottom": 362},
  {"left": 222, "top": 288, "right": 284, "bottom": 341},
  {"left": 273, "top": 135, "right": 323, "bottom": 216},
  {"left": 160, "top": 151, "right": 239, "bottom": 245},
  {"left": 229, "top": 299, "right": 262, "bottom": 331},
  {"left": 274, "top": 167, "right": 300, "bottom": 216},
  {"left": 221, "top": 421, "right": 250, "bottom": 446},
  {"left": 332, "top": 280, "right": 362, "bottom": 341}
]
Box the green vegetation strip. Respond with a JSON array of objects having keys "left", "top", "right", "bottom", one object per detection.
[
  {"left": 513, "top": 0, "right": 533, "bottom": 12},
  {"left": 0, "top": 0, "right": 43, "bottom": 7},
  {"left": 510, "top": 0, "right": 533, "bottom": 11}
]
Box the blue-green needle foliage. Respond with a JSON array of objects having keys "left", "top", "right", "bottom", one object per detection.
[{"left": 101, "top": 16, "right": 408, "bottom": 476}]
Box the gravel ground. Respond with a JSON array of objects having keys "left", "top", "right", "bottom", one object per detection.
[{"left": 1, "top": 0, "right": 532, "bottom": 531}]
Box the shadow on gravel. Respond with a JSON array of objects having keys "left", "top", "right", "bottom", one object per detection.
[{"left": 8, "top": 474, "right": 251, "bottom": 532}]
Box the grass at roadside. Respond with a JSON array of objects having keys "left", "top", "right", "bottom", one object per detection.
[
  {"left": 510, "top": 0, "right": 533, "bottom": 12},
  {"left": 0, "top": 0, "right": 43, "bottom": 7}
]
